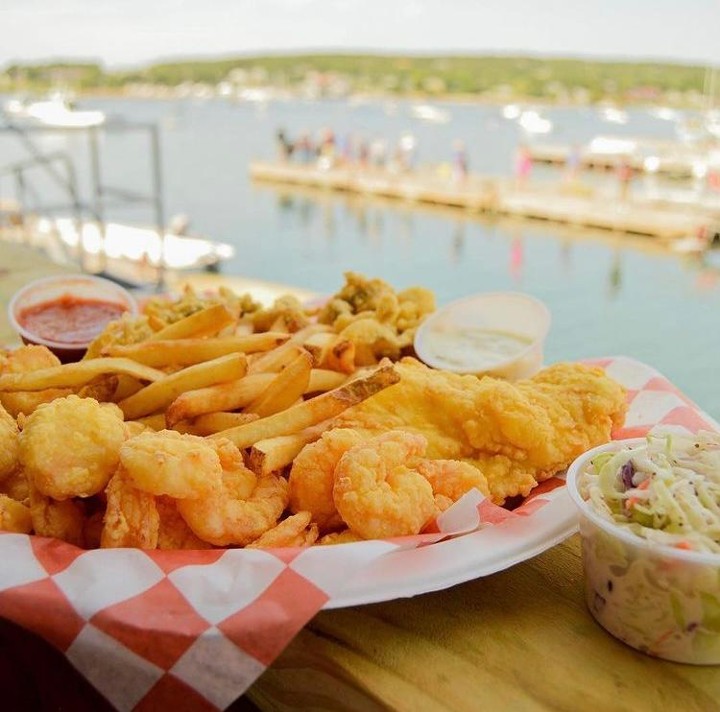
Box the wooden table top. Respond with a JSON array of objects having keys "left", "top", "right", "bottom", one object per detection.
[{"left": 248, "top": 534, "right": 720, "bottom": 712}]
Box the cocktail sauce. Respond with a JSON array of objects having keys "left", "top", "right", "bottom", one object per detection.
[{"left": 18, "top": 295, "right": 127, "bottom": 345}]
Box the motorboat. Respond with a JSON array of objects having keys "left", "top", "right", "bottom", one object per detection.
[
  {"left": 410, "top": 104, "right": 451, "bottom": 124},
  {"left": 517, "top": 109, "right": 553, "bottom": 135},
  {"left": 649, "top": 106, "right": 679, "bottom": 122},
  {"left": 501, "top": 103, "right": 522, "bottom": 120},
  {"left": 38, "top": 217, "right": 235, "bottom": 271},
  {"left": 3, "top": 93, "right": 105, "bottom": 128},
  {"left": 599, "top": 106, "right": 628, "bottom": 125}
]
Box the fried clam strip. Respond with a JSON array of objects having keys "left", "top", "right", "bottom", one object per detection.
[
  {"left": 164, "top": 368, "right": 347, "bottom": 427},
  {"left": 102, "top": 333, "right": 290, "bottom": 368},
  {"left": 0, "top": 358, "right": 165, "bottom": 392},
  {"left": 118, "top": 352, "right": 247, "bottom": 420},
  {"left": 147, "top": 304, "right": 236, "bottom": 341},
  {"left": 211, "top": 363, "right": 399, "bottom": 450}
]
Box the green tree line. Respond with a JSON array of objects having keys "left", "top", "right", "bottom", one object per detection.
[{"left": 1, "top": 54, "right": 707, "bottom": 100}]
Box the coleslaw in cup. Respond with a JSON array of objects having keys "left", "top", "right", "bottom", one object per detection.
[{"left": 566, "top": 432, "right": 720, "bottom": 664}]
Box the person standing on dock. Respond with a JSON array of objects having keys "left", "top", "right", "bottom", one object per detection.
[
  {"left": 452, "top": 140, "right": 468, "bottom": 184},
  {"left": 514, "top": 143, "right": 532, "bottom": 188},
  {"left": 276, "top": 129, "right": 294, "bottom": 162},
  {"left": 565, "top": 144, "right": 581, "bottom": 185},
  {"left": 617, "top": 157, "right": 633, "bottom": 201}
]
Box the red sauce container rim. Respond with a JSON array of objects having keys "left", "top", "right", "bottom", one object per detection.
[{"left": 7, "top": 274, "right": 138, "bottom": 351}]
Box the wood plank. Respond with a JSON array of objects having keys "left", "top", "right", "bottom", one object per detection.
[{"left": 248, "top": 535, "right": 720, "bottom": 711}]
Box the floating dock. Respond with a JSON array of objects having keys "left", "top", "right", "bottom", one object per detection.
[
  {"left": 527, "top": 139, "right": 713, "bottom": 178},
  {"left": 249, "top": 161, "right": 719, "bottom": 241}
]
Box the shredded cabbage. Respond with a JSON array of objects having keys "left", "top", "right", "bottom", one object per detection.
[{"left": 581, "top": 431, "right": 720, "bottom": 553}]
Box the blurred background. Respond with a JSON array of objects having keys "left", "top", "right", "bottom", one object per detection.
[{"left": 1, "top": 0, "right": 719, "bottom": 415}]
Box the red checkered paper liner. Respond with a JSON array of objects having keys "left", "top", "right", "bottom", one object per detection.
[{"left": 0, "top": 356, "right": 716, "bottom": 710}]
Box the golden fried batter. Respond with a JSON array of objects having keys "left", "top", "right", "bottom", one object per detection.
[
  {"left": 0, "top": 345, "right": 72, "bottom": 417},
  {"left": 0, "top": 402, "right": 19, "bottom": 483},
  {"left": 20, "top": 394, "right": 126, "bottom": 500},
  {"left": 337, "top": 358, "right": 627, "bottom": 504}
]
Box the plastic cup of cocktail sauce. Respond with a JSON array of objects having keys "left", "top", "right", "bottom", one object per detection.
[
  {"left": 7, "top": 274, "right": 137, "bottom": 362},
  {"left": 414, "top": 292, "right": 551, "bottom": 380}
]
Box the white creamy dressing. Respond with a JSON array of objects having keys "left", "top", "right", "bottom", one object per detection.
[{"left": 423, "top": 324, "right": 532, "bottom": 371}]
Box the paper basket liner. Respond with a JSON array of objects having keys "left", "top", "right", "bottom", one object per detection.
[{"left": 0, "top": 356, "right": 716, "bottom": 710}]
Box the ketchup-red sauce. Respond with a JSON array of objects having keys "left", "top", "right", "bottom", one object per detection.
[{"left": 18, "top": 295, "right": 127, "bottom": 344}]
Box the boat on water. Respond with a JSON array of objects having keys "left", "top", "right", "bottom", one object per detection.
[
  {"left": 517, "top": 109, "right": 553, "bottom": 135},
  {"left": 36, "top": 217, "right": 235, "bottom": 271},
  {"left": 410, "top": 104, "right": 451, "bottom": 124},
  {"left": 599, "top": 106, "right": 628, "bottom": 125},
  {"left": 501, "top": 103, "right": 522, "bottom": 120},
  {"left": 3, "top": 93, "right": 105, "bottom": 129}
]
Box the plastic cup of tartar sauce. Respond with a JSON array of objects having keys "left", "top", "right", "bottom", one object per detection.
[{"left": 413, "top": 291, "right": 551, "bottom": 380}]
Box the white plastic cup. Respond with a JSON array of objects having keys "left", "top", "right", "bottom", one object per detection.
[
  {"left": 413, "top": 291, "right": 551, "bottom": 380},
  {"left": 567, "top": 440, "right": 720, "bottom": 665},
  {"left": 7, "top": 274, "right": 137, "bottom": 362}
]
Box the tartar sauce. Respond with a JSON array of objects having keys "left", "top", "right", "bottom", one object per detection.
[{"left": 422, "top": 324, "right": 532, "bottom": 371}]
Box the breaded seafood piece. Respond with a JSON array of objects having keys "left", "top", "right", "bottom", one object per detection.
[
  {"left": 29, "top": 484, "right": 84, "bottom": 547},
  {"left": 0, "top": 402, "right": 19, "bottom": 483},
  {"left": 101, "top": 467, "right": 159, "bottom": 549},
  {"left": 20, "top": 394, "right": 126, "bottom": 500},
  {"left": 120, "top": 430, "right": 223, "bottom": 499},
  {"left": 246, "top": 511, "right": 318, "bottom": 549},
  {"left": 0, "top": 494, "right": 32, "bottom": 533},
  {"left": 178, "top": 472, "right": 289, "bottom": 547},
  {"left": 0, "top": 345, "right": 72, "bottom": 417},
  {"left": 333, "top": 430, "right": 436, "bottom": 539},
  {"left": 337, "top": 359, "right": 627, "bottom": 505},
  {"left": 289, "top": 427, "right": 367, "bottom": 532}
]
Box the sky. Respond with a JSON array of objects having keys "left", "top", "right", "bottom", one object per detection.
[{"left": 1, "top": 0, "right": 719, "bottom": 69}]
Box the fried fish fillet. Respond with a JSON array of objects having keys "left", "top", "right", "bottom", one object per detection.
[{"left": 336, "top": 358, "right": 627, "bottom": 503}]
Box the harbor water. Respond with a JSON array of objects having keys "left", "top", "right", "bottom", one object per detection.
[{"left": 1, "top": 96, "right": 719, "bottom": 419}]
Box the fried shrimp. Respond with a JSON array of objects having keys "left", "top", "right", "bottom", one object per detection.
[
  {"left": 19, "top": 395, "right": 126, "bottom": 500},
  {"left": 246, "top": 511, "right": 318, "bottom": 549},
  {"left": 0, "top": 494, "right": 32, "bottom": 533},
  {"left": 101, "top": 468, "right": 159, "bottom": 549},
  {"left": 317, "top": 529, "right": 364, "bottom": 545},
  {"left": 29, "top": 484, "right": 84, "bottom": 547},
  {"left": 120, "top": 430, "right": 223, "bottom": 499},
  {"left": 288, "top": 428, "right": 366, "bottom": 532},
  {"left": 333, "top": 430, "right": 436, "bottom": 539},
  {"left": 178, "top": 472, "right": 289, "bottom": 547},
  {"left": 156, "top": 496, "right": 212, "bottom": 550},
  {"left": 0, "top": 403, "right": 19, "bottom": 483},
  {"left": 416, "top": 459, "right": 490, "bottom": 502},
  {"left": 0, "top": 469, "right": 29, "bottom": 504}
]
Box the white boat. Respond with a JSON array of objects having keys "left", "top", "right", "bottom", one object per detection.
[
  {"left": 38, "top": 217, "right": 235, "bottom": 271},
  {"left": 599, "top": 106, "right": 628, "bottom": 125},
  {"left": 3, "top": 94, "right": 105, "bottom": 128},
  {"left": 501, "top": 103, "right": 522, "bottom": 120},
  {"left": 650, "top": 107, "right": 679, "bottom": 122},
  {"left": 410, "top": 104, "right": 451, "bottom": 124},
  {"left": 517, "top": 110, "right": 553, "bottom": 134}
]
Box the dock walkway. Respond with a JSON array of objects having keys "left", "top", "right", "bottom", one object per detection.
[{"left": 250, "top": 161, "right": 719, "bottom": 241}]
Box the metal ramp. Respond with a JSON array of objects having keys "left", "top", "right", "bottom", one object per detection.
[{"left": 0, "top": 117, "right": 177, "bottom": 288}]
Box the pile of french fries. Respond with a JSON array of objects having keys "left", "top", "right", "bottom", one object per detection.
[{"left": 0, "top": 299, "right": 400, "bottom": 490}]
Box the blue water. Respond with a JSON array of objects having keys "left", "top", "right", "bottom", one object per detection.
[{"left": 1, "top": 96, "right": 718, "bottom": 418}]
